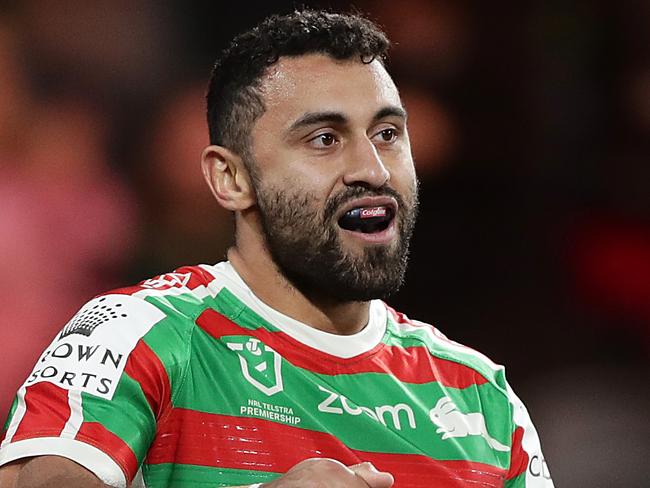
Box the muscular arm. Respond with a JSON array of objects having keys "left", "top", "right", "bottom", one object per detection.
[
  {"left": 0, "top": 457, "right": 393, "bottom": 488},
  {"left": 0, "top": 457, "right": 110, "bottom": 488}
]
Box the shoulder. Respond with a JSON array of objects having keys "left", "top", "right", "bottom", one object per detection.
[
  {"left": 69, "top": 263, "right": 225, "bottom": 347},
  {"left": 28, "top": 263, "right": 232, "bottom": 399},
  {"left": 383, "top": 304, "right": 508, "bottom": 393},
  {"left": 110, "top": 264, "right": 223, "bottom": 314}
]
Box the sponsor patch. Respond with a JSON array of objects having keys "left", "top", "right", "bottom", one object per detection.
[
  {"left": 317, "top": 384, "right": 416, "bottom": 431},
  {"left": 529, "top": 454, "right": 552, "bottom": 480},
  {"left": 24, "top": 294, "right": 165, "bottom": 400}
]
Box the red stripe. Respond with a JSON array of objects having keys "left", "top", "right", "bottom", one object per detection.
[
  {"left": 13, "top": 383, "right": 70, "bottom": 441},
  {"left": 76, "top": 421, "right": 139, "bottom": 481},
  {"left": 197, "top": 309, "right": 487, "bottom": 389},
  {"left": 506, "top": 426, "right": 528, "bottom": 479},
  {"left": 109, "top": 285, "right": 146, "bottom": 296},
  {"left": 175, "top": 265, "right": 217, "bottom": 287},
  {"left": 148, "top": 409, "right": 505, "bottom": 487},
  {"left": 109, "top": 265, "right": 216, "bottom": 296},
  {"left": 124, "top": 339, "right": 171, "bottom": 419}
]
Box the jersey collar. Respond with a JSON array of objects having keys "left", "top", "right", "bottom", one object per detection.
[{"left": 206, "top": 261, "right": 387, "bottom": 359}]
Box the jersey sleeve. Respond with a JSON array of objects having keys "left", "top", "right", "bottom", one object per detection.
[
  {"left": 0, "top": 293, "right": 185, "bottom": 488},
  {"left": 505, "top": 381, "right": 554, "bottom": 487}
]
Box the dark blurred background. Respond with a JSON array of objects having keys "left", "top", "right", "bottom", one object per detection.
[{"left": 1, "top": 1, "right": 648, "bottom": 486}]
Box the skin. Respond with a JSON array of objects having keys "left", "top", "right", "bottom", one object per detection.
[
  {"left": 0, "top": 53, "right": 413, "bottom": 487},
  {"left": 202, "top": 53, "right": 417, "bottom": 335}
]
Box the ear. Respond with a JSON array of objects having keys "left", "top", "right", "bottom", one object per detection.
[{"left": 201, "top": 144, "right": 256, "bottom": 211}]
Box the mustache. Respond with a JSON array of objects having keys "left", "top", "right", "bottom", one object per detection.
[{"left": 323, "top": 184, "right": 408, "bottom": 222}]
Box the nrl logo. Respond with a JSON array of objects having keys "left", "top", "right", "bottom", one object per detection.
[{"left": 227, "top": 338, "right": 283, "bottom": 396}]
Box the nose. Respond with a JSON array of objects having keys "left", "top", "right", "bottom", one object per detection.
[{"left": 342, "top": 137, "right": 390, "bottom": 188}]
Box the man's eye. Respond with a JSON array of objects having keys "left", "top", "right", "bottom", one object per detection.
[
  {"left": 311, "top": 133, "right": 337, "bottom": 148},
  {"left": 381, "top": 129, "right": 397, "bottom": 142},
  {"left": 378, "top": 128, "right": 397, "bottom": 142}
]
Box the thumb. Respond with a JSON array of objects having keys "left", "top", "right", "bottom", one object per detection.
[{"left": 349, "top": 462, "right": 394, "bottom": 488}]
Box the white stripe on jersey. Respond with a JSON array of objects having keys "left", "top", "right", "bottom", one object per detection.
[
  {"left": 0, "top": 386, "right": 27, "bottom": 448},
  {"left": 60, "top": 389, "right": 83, "bottom": 439}
]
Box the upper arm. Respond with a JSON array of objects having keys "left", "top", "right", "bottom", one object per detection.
[
  {"left": 0, "top": 293, "right": 181, "bottom": 487},
  {"left": 0, "top": 456, "right": 108, "bottom": 488},
  {"left": 0, "top": 458, "right": 24, "bottom": 488},
  {"left": 505, "top": 382, "right": 555, "bottom": 487}
]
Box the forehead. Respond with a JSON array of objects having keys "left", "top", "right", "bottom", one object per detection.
[{"left": 257, "top": 54, "right": 401, "bottom": 123}]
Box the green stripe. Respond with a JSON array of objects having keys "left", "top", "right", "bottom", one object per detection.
[
  {"left": 381, "top": 333, "right": 428, "bottom": 349},
  {"left": 209, "top": 287, "right": 281, "bottom": 332},
  {"left": 144, "top": 463, "right": 279, "bottom": 488},
  {"left": 81, "top": 372, "right": 155, "bottom": 464},
  {"left": 175, "top": 328, "right": 512, "bottom": 468},
  {"left": 2, "top": 397, "right": 18, "bottom": 432},
  {"left": 144, "top": 292, "right": 206, "bottom": 321},
  {"left": 143, "top": 287, "right": 261, "bottom": 331}
]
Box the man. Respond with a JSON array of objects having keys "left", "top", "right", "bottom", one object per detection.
[{"left": 0, "top": 9, "right": 554, "bottom": 488}]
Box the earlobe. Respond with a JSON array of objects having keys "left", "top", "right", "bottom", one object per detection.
[{"left": 201, "top": 145, "right": 256, "bottom": 211}]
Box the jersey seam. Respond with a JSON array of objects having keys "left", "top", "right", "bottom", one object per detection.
[
  {"left": 146, "top": 277, "right": 236, "bottom": 407},
  {"left": 168, "top": 305, "right": 203, "bottom": 407},
  {"left": 132, "top": 291, "right": 202, "bottom": 410}
]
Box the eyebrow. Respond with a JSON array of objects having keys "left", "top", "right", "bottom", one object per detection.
[
  {"left": 287, "top": 111, "right": 348, "bottom": 133},
  {"left": 372, "top": 105, "right": 408, "bottom": 123},
  {"left": 286, "top": 105, "right": 408, "bottom": 134}
]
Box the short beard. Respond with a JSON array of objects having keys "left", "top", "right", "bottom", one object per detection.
[{"left": 255, "top": 181, "right": 419, "bottom": 304}]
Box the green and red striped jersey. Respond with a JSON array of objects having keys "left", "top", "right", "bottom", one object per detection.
[{"left": 0, "top": 262, "right": 553, "bottom": 487}]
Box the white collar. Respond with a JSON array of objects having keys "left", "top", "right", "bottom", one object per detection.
[{"left": 203, "top": 261, "right": 387, "bottom": 359}]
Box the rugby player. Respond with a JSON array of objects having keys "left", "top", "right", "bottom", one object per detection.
[{"left": 0, "top": 9, "right": 554, "bottom": 488}]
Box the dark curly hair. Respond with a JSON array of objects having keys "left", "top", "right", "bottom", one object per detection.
[{"left": 206, "top": 9, "right": 390, "bottom": 163}]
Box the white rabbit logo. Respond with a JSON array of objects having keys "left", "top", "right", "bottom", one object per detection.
[{"left": 429, "top": 396, "right": 510, "bottom": 452}]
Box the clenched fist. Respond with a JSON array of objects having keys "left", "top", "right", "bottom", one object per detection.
[{"left": 261, "top": 458, "right": 394, "bottom": 488}]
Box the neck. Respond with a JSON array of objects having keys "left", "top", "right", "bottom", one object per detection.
[{"left": 227, "top": 224, "right": 370, "bottom": 335}]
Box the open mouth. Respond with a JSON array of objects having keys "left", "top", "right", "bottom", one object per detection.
[{"left": 337, "top": 205, "right": 396, "bottom": 234}]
